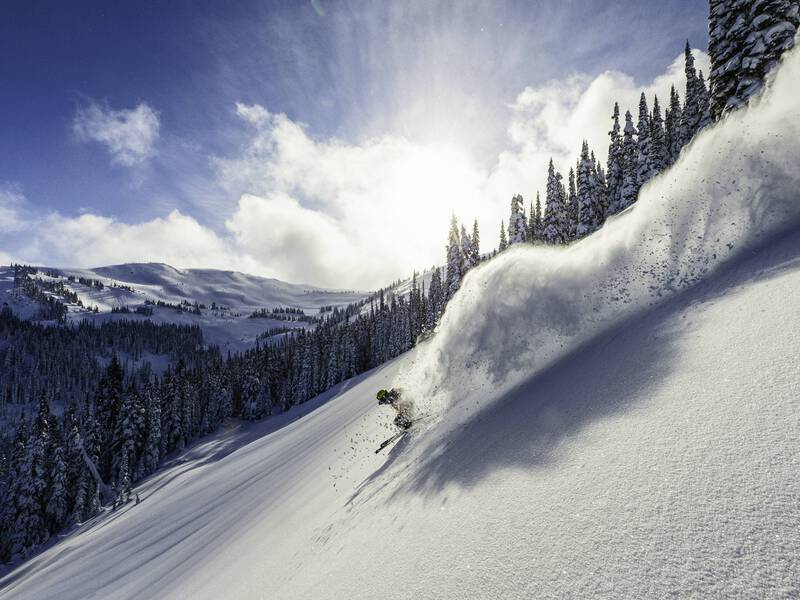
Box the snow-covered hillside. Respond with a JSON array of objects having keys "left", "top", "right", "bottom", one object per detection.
[
  {"left": 2, "top": 36, "right": 800, "bottom": 600},
  {"left": 0, "top": 263, "right": 366, "bottom": 350}
]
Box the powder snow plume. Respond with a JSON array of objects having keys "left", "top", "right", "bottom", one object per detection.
[{"left": 396, "top": 45, "right": 800, "bottom": 428}]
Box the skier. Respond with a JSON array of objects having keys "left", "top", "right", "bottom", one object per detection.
[{"left": 377, "top": 388, "right": 413, "bottom": 430}]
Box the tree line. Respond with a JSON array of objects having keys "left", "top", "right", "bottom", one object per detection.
[{"left": 497, "top": 43, "right": 712, "bottom": 250}]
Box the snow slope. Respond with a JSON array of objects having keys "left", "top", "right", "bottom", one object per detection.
[
  {"left": 2, "top": 210, "right": 799, "bottom": 600},
  {"left": 0, "top": 263, "right": 367, "bottom": 350},
  {"left": 2, "top": 41, "right": 800, "bottom": 600}
]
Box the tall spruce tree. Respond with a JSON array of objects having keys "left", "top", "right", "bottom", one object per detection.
[
  {"left": 530, "top": 193, "right": 543, "bottom": 242},
  {"left": 697, "top": 71, "right": 713, "bottom": 129},
  {"left": 636, "top": 92, "right": 653, "bottom": 185},
  {"left": 445, "top": 214, "right": 463, "bottom": 297},
  {"left": 649, "top": 95, "right": 667, "bottom": 176},
  {"left": 507, "top": 194, "right": 527, "bottom": 245},
  {"left": 606, "top": 102, "right": 624, "bottom": 217},
  {"left": 470, "top": 219, "right": 481, "bottom": 265},
  {"left": 590, "top": 151, "right": 607, "bottom": 225},
  {"left": 543, "top": 160, "right": 567, "bottom": 243},
  {"left": 460, "top": 224, "right": 474, "bottom": 271},
  {"left": 682, "top": 41, "right": 701, "bottom": 143},
  {"left": 619, "top": 110, "right": 639, "bottom": 213},
  {"left": 498, "top": 220, "right": 508, "bottom": 252},
  {"left": 567, "top": 166, "right": 578, "bottom": 240},
  {"left": 665, "top": 85, "right": 683, "bottom": 164},
  {"left": 575, "top": 141, "right": 598, "bottom": 238}
]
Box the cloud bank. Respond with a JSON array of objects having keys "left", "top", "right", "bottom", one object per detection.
[
  {"left": 4, "top": 51, "right": 709, "bottom": 289},
  {"left": 72, "top": 101, "right": 160, "bottom": 166}
]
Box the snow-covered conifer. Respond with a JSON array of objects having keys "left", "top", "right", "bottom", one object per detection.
[
  {"left": 665, "top": 85, "right": 683, "bottom": 164},
  {"left": 575, "top": 142, "right": 599, "bottom": 238},
  {"left": 649, "top": 95, "right": 667, "bottom": 176},
  {"left": 507, "top": 195, "right": 527, "bottom": 245},
  {"left": 445, "top": 214, "right": 463, "bottom": 297},
  {"left": 606, "top": 102, "right": 624, "bottom": 217},
  {"left": 697, "top": 71, "right": 713, "bottom": 129},
  {"left": 709, "top": 0, "right": 799, "bottom": 119},
  {"left": 530, "top": 193, "right": 543, "bottom": 242},
  {"left": 619, "top": 110, "right": 639, "bottom": 213},
  {"left": 566, "top": 167, "right": 577, "bottom": 240},
  {"left": 46, "top": 445, "right": 68, "bottom": 527},
  {"left": 590, "top": 151, "right": 607, "bottom": 224},
  {"left": 543, "top": 159, "right": 567, "bottom": 243},
  {"left": 460, "top": 224, "right": 474, "bottom": 271},
  {"left": 636, "top": 92, "right": 652, "bottom": 185},
  {"left": 470, "top": 219, "right": 481, "bottom": 265}
]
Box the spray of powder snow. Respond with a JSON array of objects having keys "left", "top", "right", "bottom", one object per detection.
[{"left": 396, "top": 46, "right": 800, "bottom": 429}]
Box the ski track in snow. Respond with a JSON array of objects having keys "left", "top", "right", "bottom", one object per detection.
[{"left": 3, "top": 44, "right": 800, "bottom": 600}]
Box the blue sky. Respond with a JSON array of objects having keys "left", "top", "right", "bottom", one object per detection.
[{"left": 0, "top": 0, "right": 709, "bottom": 287}]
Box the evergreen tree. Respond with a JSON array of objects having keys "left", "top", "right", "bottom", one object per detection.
[
  {"left": 530, "top": 193, "right": 543, "bottom": 242},
  {"left": 445, "top": 214, "right": 463, "bottom": 297},
  {"left": 606, "top": 102, "right": 624, "bottom": 217},
  {"left": 575, "top": 141, "right": 599, "bottom": 237},
  {"left": 566, "top": 167, "right": 578, "bottom": 240},
  {"left": 470, "top": 219, "right": 481, "bottom": 265},
  {"left": 542, "top": 160, "right": 567, "bottom": 243},
  {"left": 636, "top": 92, "right": 653, "bottom": 185},
  {"left": 590, "top": 151, "right": 607, "bottom": 224},
  {"left": 649, "top": 95, "right": 667, "bottom": 176},
  {"left": 618, "top": 110, "right": 639, "bottom": 213},
  {"left": 507, "top": 194, "right": 527, "bottom": 245},
  {"left": 1, "top": 416, "right": 28, "bottom": 559},
  {"left": 697, "top": 70, "right": 713, "bottom": 129},
  {"left": 682, "top": 41, "right": 701, "bottom": 143},
  {"left": 46, "top": 445, "right": 68, "bottom": 527},
  {"left": 12, "top": 393, "right": 52, "bottom": 557},
  {"left": 116, "top": 450, "right": 131, "bottom": 505},
  {"left": 709, "top": 0, "right": 799, "bottom": 119},
  {"left": 460, "top": 224, "right": 474, "bottom": 271},
  {"left": 665, "top": 85, "right": 683, "bottom": 164},
  {"left": 427, "top": 267, "right": 444, "bottom": 324},
  {"left": 498, "top": 220, "right": 508, "bottom": 252},
  {"left": 70, "top": 468, "right": 89, "bottom": 525},
  {"left": 143, "top": 383, "right": 161, "bottom": 474},
  {"left": 95, "top": 354, "right": 124, "bottom": 480}
]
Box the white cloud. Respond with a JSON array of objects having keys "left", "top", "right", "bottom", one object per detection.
[
  {"left": 73, "top": 101, "right": 160, "bottom": 166},
  {"left": 213, "top": 107, "right": 490, "bottom": 287},
  {"left": 206, "top": 51, "right": 709, "bottom": 288},
  {"left": 7, "top": 50, "right": 711, "bottom": 289},
  {"left": 508, "top": 50, "right": 711, "bottom": 174},
  {"left": 0, "top": 187, "right": 31, "bottom": 233}
]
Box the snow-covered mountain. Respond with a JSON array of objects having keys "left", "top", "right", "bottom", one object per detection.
[
  {"left": 0, "top": 262, "right": 367, "bottom": 351},
  {"left": 2, "top": 31, "right": 800, "bottom": 600}
]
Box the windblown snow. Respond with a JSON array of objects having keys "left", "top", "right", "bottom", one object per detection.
[{"left": 2, "top": 47, "right": 800, "bottom": 600}]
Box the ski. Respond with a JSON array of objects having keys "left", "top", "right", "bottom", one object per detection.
[
  {"left": 373, "top": 415, "right": 434, "bottom": 453},
  {"left": 374, "top": 430, "right": 407, "bottom": 454}
]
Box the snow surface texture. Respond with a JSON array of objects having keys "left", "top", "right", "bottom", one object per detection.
[
  {"left": 2, "top": 48, "right": 800, "bottom": 600},
  {"left": 396, "top": 43, "right": 800, "bottom": 433}
]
